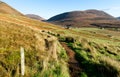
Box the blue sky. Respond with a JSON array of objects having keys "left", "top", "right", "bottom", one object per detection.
[{"left": 2, "top": 0, "right": 120, "bottom": 19}]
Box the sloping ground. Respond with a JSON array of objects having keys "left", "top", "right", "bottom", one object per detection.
[
  {"left": 48, "top": 10, "right": 120, "bottom": 28},
  {"left": 46, "top": 26, "right": 120, "bottom": 77},
  {"left": 61, "top": 28, "right": 120, "bottom": 77},
  {"left": 0, "top": 1, "right": 23, "bottom": 15},
  {"left": 66, "top": 38, "right": 120, "bottom": 77},
  {"left": 57, "top": 31, "right": 120, "bottom": 77},
  {"left": 0, "top": 14, "right": 70, "bottom": 77},
  {"left": 0, "top": 6, "right": 120, "bottom": 77}
]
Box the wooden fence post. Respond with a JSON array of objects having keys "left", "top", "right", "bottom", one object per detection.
[{"left": 20, "top": 47, "right": 25, "bottom": 76}]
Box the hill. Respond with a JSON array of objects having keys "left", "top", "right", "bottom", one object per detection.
[
  {"left": 0, "top": 1, "right": 23, "bottom": 15},
  {"left": 0, "top": 2, "right": 120, "bottom": 77},
  {"left": 117, "top": 17, "right": 120, "bottom": 20},
  {"left": 48, "top": 10, "right": 120, "bottom": 28},
  {"left": 26, "top": 14, "right": 45, "bottom": 21}
]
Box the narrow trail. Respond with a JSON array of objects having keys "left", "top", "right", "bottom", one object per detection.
[{"left": 60, "top": 42, "right": 82, "bottom": 77}]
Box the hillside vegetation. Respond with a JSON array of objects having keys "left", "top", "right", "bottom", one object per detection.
[
  {"left": 1, "top": 12, "right": 120, "bottom": 77},
  {"left": 0, "top": 13, "right": 70, "bottom": 77},
  {"left": 0, "top": 2, "right": 120, "bottom": 77}
]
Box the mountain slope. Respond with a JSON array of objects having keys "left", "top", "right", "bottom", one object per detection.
[
  {"left": 117, "top": 17, "right": 120, "bottom": 20},
  {"left": 0, "top": 1, "right": 23, "bottom": 15},
  {"left": 26, "top": 14, "right": 45, "bottom": 21},
  {"left": 48, "top": 10, "right": 120, "bottom": 28}
]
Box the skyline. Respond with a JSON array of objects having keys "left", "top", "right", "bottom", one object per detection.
[{"left": 2, "top": 0, "right": 120, "bottom": 19}]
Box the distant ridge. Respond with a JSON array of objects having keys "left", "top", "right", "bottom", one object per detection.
[
  {"left": 0, "top": 1, "right": 23, "bottom": 15},
  {"left": 48, "top": 9, "right": 120, "bottom": 28},
  {"left": 117, "top": 17, "right": 120, "bottom": 20},
  {"left": 26, "top": 14, "right": 45, "bottom": 21}
]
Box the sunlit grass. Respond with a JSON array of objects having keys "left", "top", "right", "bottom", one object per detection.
[
  {"left": 0, "top": 13, "right": 120, "bottom": 77},
  {"left": 0, "top": 14, "right": 70, "bottom": 77}
]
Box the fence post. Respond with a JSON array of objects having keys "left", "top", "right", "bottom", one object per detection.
[{"left": 20, "top": 47, "right": 25, "bottom": 76}]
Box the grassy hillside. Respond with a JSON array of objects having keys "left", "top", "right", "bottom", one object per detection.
[
  {"left": 58, "top": 28, "right": 120, "bottom": 77},
  {"left": 0, "top": 1, "right": 23, "bottom": 15},
  {"left": 0, "top": 12, "right": 120, "bottom": 77},
  {"left": 0, "top": 13, "right": 70, "bottom": 77}
]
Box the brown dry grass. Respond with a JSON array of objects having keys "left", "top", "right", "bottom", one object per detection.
[
  {"left": 0, "top": 13, "right": 70, "bottom": 77},
  {"left": 0, "top": 7, "right": 120, "bottom": 77}
]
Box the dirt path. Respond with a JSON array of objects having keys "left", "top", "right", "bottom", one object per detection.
[{"left": 60, "top": 42, "right": 82, "bottom": 77}]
